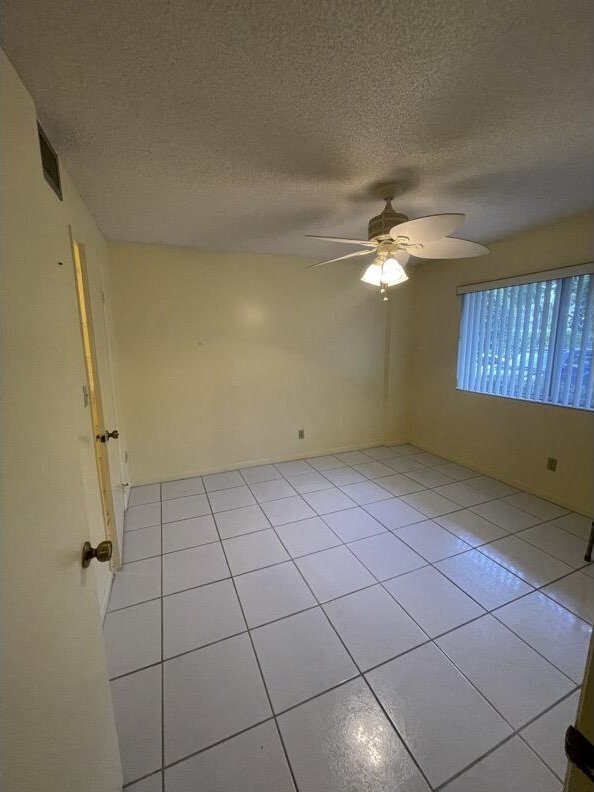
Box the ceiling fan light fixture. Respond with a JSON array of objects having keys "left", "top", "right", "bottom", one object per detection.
[{"left": 361, "top": 263, "right": 382, "bottom": 286}]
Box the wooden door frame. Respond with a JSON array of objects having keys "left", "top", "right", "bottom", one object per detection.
[{"left": 70, "top": 228, "right": 121, "bottom": 568}]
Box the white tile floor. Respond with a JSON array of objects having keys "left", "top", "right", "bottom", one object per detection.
[{"left": 106, "top": 445, "right": 593, "bottom": 791}]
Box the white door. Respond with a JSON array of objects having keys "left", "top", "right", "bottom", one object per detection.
[{"left": 1, "top": 54, "right": 122, "bottom": 792}]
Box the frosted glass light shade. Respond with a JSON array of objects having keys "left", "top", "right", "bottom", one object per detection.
[
  {"left": 381, "top": 258, "right": 408, "bottom": 285},
  {"left": 361, "top": 263, "right": 382, "bottom": 286}
]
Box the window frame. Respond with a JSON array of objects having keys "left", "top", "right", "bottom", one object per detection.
[{"left": 455, "top": 263, "right": 594, "bottom": 413}]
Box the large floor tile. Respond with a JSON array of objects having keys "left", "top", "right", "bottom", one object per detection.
[
  {"left": 433, "top": 462, "right": 478, "bottom": 480},
  {"left": 408, "top": 451, "right": 449, "bottom": 467},
  {"left": 275, "top": 460, "right": 314, "bottom": 477},
  {"left": 235, "top": 561, "right": 316, "bottom": 627},
  {"left": 203, "top": 470, "right": 244, "bottom": 491},
  {"left": 128, "top": 484, "right": 161, "bottom": 507},
  {"left": 375, "top": 472, "right": 425, "bottom": 496},
  {"left": 517, "top": 523, "right": 588, "bottom": 568},
  {"left": 208, "top": 485, "right": 256, "bottom": 512},
  {"left": 109, "top": 557, "right": 161, "bottom": 611},
  {"left": 322, "top": 507, "right": 386, "bottom": 542},
  {"left": 336, "top": 450, "right": 371, "bottom": 464},
  {"left": 385, "top": 455, "right": 426, "bottom": 473},
  {"left": 339, "top": 480, "right": 392, "bottom": 505},
  {"left": 165, "top": 721, "right": 295, "bottom": 792},
  {"left": 213, "top": 504, "right": 269, "bottom": 539},
  {"left": 125, "top": 502, "right": 161, "bottom": 531},
  {"left": 251, "top": 608, "right": 357, "bottom": 712},
  {"left": 434, "top": 482, "right": 493, "bottom": 507},
  {"left": 260, "top": 495, "right": 316, "bottom": 525},
  {"left": 549, "top": 512, "right": 592, "bottom": 540},
  {"left": 401, "top": 490, "right": 460, "bottom": 518},
  {"left": 161, "top": 476, "right": 204, "bottom": 500},
  {"left": 441, "top": 736, "right": 561, "bottom": 792},
  {"left": 275, "top": 516, "right": 341, "bottom": 557},
  {"left": 479, "top": 535, "right": 573, "bottom": 586},
  {"left": 163, "top": 579, "right": 245, "bottom": 658},
  {"left": 406, "top": 467, "right": 456, "bottom": 488},
  {"left": 250, "top": 478, "right": 297, "bottom": 503},
  {"left": 395, "top": 519, "right": 470, "bottom": 562},
  {"left": 164, "top": 634, "right": 271, "bottom": 763},
  {"left": 306, "top": 454, "right": 346, "bottom": 471},
  {"left": 501, "top": 492, "right": 567, "bottom": 521},
  {"left": 387, "top": 444, "right": 422, "bottom": 456},
  {"left": 288, "top": 470, "right": 334, "bottom": 494},
  {"left": 471, "top": 500, "right": 541, "bottom": 532},
  {"left": 162, "top": 543, "right": 229, "bottom": 595},
  {"left": 436, "top": 615, "right": 574, "bottom": 728},
  {"left": 323, "top": 466, "right": 367, "bottom": 486},
  {"left": 125, "top": 772, "right": 162, "bottom": 792},
  {"left": 352, "top": 460, "right": 396, "bottom": 480},
  {"left": 323, "top": 584, "right": 427, "bottom": 670},
  {"left": 162, "top": 494, "right": 210, "bottom": 523},
  {"left": 296, "top": 545, "right": 375, "bottom": 602},
  {"left": 123, "top": 524, "right": 161, "bottom": 563},
  {"left": 435, "top": 509, "right": 509, "bottom": 547},
  {"left": 162, "top": 515, "right": 218, "bottom": 552},
  {"left": 240, "top": 464, "right": 282, "bottom": 483},
  {"left": 302, "top": 487, "right": 357, "bottom": 515},
  {"left": 362, "top": 445, "right": 400, "bottom": 461},
  {"left": 111, "top": 665, "right": 162, "bottom": 784},
  {"left": 521, "top": 690, "right": 580, "bottom": 780},
  {"left": 348, "top": 532, "right": 426, "bottom": 581},
  {"left": 543, "top": 570, "right": 594, "bottom": 622},
  {"left": 364, "top": 498, "right": 426, "bottom": 530},
  {"left": 278, "top": 678, "right": 430, "bottom": 792},
  {"left": 494, "top": 591, "right": 591, "bottom": 683},
  {"left": 466, "top": 475, "right": 518, "bottom": 498},
  {"left": 104, "top": 599, "right": 161, "bottom": 679},
  {"left": 223, "top": 529, "right": 289, "bottom": 575},
  {"left": 366, "top": 643, "right": 511, "bottom": 788},
  {"left": 385, "top": 566, "right": 485, "bottom": 638},
  {"left": 435, "top": 550, "right": 533, "bottom": 610}
]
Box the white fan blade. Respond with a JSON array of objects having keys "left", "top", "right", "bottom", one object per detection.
[
  {"left": 389, "top": 213, "right": 465, "bottom": 243},
  {"left": 307, "top": 248, "right": 375, "bottom": 269},
  {"left": 305, "top": 235, "right": 377, "bottom": 248},
  {"left": 412, "top": 237, "right": 490, "bottom": 259}
]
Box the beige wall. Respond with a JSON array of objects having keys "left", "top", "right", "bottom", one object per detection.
[
  {"left": 1, "top": 53, "right": 122, "bottom": 790},
  {"left": 0, "top": 53, "right": 128, "bottom": 614},
  {"left": 407, "top": 213, "right": 593, "bottom": 516},
  {"left": 385, "top": 277, "right": 413, "bottom": 443},
  {"left": 109, "top": 242, "right": 391, "bottom": 484}
]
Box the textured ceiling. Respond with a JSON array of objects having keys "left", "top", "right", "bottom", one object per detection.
[{"left": 2, "top": 0, "right": 593, "bottom": 258}]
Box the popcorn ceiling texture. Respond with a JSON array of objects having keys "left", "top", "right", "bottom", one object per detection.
[{"left": 2, "top": 0, "right": 593, "bottom": 257}]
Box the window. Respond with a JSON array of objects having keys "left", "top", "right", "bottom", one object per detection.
[{"left": 457, "top": 265, "right": 594, "bottom": 410}]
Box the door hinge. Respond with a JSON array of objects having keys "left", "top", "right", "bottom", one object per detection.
[{"left": 565, "top": 725, "right": 594, "bottom": 781}]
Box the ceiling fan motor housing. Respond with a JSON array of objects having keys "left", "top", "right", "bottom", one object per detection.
[{"left": 368, "top": 200, "right": 408, "bottom": 240}]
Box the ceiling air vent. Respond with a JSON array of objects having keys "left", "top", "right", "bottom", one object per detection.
[{"left": 37, "top": 123, "right": 62, "bottom": 200}]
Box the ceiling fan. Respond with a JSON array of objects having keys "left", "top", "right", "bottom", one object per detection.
[{"left": 306, "top": 195, "right": 489, "bottom": 300}]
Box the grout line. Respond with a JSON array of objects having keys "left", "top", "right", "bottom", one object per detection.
[
  {"left": 160, "top": 494, "right": 165, "bottom": 781},
  {"left": 263, "top": 505, "right": 435, "bottom": 790},
  {"left": 204, "top": 484, "right": 302, "bottom": 792},
  {"left": 432, "top": 684, "right": 582, "bottom": 790},
  {"left": 159, "top": 715, "right": 275, "bottom": 776}
]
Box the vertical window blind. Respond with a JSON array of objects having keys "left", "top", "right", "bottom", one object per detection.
[{"left": 457, "top": 269, "right": 594, "bottom": 410}]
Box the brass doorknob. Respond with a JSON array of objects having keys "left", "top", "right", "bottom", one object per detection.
[
  {"left": 82, "top": 540, "right": 113, "bottom": 568},
  {"left": 96, "top": 429, "right": 119, "bottom": 443}
]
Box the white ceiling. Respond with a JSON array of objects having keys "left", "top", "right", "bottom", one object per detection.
[{"left": 2, "top": 0, "right": 593, "bottom": 258}]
